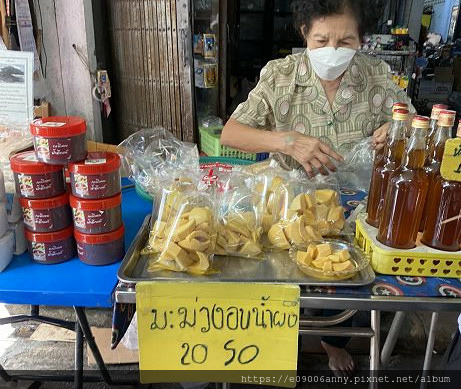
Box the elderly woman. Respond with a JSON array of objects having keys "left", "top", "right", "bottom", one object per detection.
[
  {"left": 222, "top": 0, "right": 414, "bottom": 176},
  {"left": 221, "top": 0, "right": 415, "bottom": 376}
]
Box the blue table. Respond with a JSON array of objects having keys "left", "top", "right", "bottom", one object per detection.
[{"left": 0, "top": 183, "right": 152, "bottom": 388}]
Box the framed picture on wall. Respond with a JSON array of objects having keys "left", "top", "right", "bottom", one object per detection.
[{"left": 448, "top": 6, "right": 459, "bottom": 42}]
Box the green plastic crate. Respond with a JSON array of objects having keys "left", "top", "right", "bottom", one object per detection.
[{"left": 199, "top": 126, "right": 258, "bottom": 161}]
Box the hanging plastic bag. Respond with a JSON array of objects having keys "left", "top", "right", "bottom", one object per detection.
[
  {"left": 311, "top": 173, "right": 346, "bottom": 237},
  {"left": 215, "top": 171, "right": 264, "bottom": 259},
  {"left": 336, "top": 138, "right": 375, "bottom": 192},
  {"left": 142, "top": 172, "right": 217, "bottom": 275},
  {"left": 265, "top": 171, "right": 321, "bottom": 250}
]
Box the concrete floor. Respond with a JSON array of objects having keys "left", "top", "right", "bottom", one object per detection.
[{"left": 0, "top": 304, "right": 459, "bottom": 389}]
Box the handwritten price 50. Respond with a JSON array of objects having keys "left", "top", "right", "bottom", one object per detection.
[{"left": 181, "top": 340, "right": 260, "bottom": 366}]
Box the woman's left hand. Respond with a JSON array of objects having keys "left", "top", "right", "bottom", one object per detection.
[{"left": 372, "top": 122, "right": 391, "bottom": 150}]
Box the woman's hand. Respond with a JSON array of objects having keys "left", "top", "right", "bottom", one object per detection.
[
  {"left": 280, "top": 131, "right": 344, "bottom": 177},
  {"left": 372, "top": 122, "right": 391, "bottom": 150}
]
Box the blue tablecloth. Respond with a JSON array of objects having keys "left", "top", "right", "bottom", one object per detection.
[{"left": 0, "top": 180, "right": 152, "bottom": 308}]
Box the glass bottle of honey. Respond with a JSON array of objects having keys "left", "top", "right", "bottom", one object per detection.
[
  {"left": 426, "top": 104, "right": 449, "bottom": 160},
  {"left": 366, "top": 108, "right": 408, "bottom": 227},
  {"left": 419, "top": 110, "right": 456, "bottom": 232},
  {"left": 422, "top": 123, "right": 461, "bottom": 251},
  {"left": 377, "top": 116, "right": 430, "bottom": 249}
]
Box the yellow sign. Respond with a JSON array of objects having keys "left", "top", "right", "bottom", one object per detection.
[
  {"left": 440, "top": 139, "right": 461, "bottom": 182},
  {"left": 136, "top": 282, "right": 300, "bottom": 386}
]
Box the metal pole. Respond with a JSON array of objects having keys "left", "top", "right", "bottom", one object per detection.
[
  {"left": 74, "top": 320, "right": 83, "bottom": 389},
  {"left": 74, "top": 307, "right": 113, "bottom": 385},
  {"left": 370, "top": 310, "right": 381, "bottom": 389},
  {"left": 381, "top": 311, "right": 407, "bottom": 367},
  {"left": 420, "top": 312, "right": 439, "bottom": 389}
]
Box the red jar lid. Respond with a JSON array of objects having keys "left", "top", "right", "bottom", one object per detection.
[
  {"left": 30, "top": 116, "right": 86, "bottom": 138},
  {"left": 25, "top": 226, "right": 74, "bottom": 243},
  {"left": 68, "top": 152, "right": 121, "bottom": 174},
  {"left": 69, "top": 193, "right": 122, "bottom": 211},
  {"left": 20, "top": 193, "right": 69, "bottom": 209},
  {"left": 10, "top": 151, "right": 64, "bottom": 174},
  {"left": 75, "top": 224, "right": 125, "bottom": 244}
]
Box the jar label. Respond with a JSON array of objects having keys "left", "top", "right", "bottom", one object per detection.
[
  {"left": 87, "top": 176, "right": 108, "bottom": 197},
  {"left": 33, "top": 210, "right": 53, "bottom": 230},
  {"left": 40, "top": 122, "right": 66, "bottom": 127},
  {"left": 85, "top": 210, "right": 106, "bottom": 228},
  {"left": 48, "top": 138, "right": 72, "bottom": 160},
  {"left": 77, "top": 243, "right": 87, "bottom": 261},
  {"left": 73, "top": 209, "right": 86, "bottom": 229},
  {"left": 74, "top": 173, "right": 89, "bottom": 196},
  {"left": 34, "top": 175, "right": 53, "bottom": 196},
  {"left": 18, "top": 174, "right": 34, "bottom": 196},
  {"left": 85, "top": 159, "right": 107, "bottom": 165},
  {"left": 47, "top": 243, "right": 66, "bottom": 259},
  {"left": 22, "top": 207, "right": 34, "bottom": 228},
  {"left": 31, "top": 242, "right": 46, "bottom": 261},
  {"left": 35, "top": 137, "right": 50, "bottom": 159}
]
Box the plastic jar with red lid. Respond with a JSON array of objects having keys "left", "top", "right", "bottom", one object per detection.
[
  {"left": 69, "top": 152, "right": 121, "bottom": 199},
  {"left": 75, "top": 225, "right": 125, "bottom": 265},
  {"left": 20, "top": 193, "right": 72, "bottom": 233},
  {"left": 25, "top": 226, "right": 75, "bottom": 264},
  {"left": 30, "top": 116, "right": 88, "bottom": 164},
  {"left": 70, "top": 194, "right": 122, "bottom": 234},
  {"left": 10, "top": 151, "right": 66, "bottom": 199}
]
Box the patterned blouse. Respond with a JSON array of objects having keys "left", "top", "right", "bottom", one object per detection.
[{"left": 231, "top": 49, "right": 415, "bottom": 168}]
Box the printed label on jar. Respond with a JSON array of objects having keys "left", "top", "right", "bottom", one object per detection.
[
  {"left": 35, "top": 137, "right": 50, "bottom": 159},
  {"left": 33, "top": 210, "right": 53, "bottom": 230},
  {"left": 35, "top": 176, "right": 53, "bottom": 193},
  {"left": 31, "top": 242, "right": 46, "bottom": 261},
  {"left": 77, "top": 243, "right": 87, "bottom": 261},
  {"left": 18, "top": 174, "right": 34, "bottom": 196},
  {"left": 22, "top": 207, "right": 35, "bottom": 228},
  {"left": 40, "top": 122, "right": 66, "bottom": 127},
  {"left": 87, "top": 176, "right": 108, "bottom": 197},
  {"left": 85, "top": 159, "right": 107, "bottom": 165},
  {"left": 74, "top": 173, "right": 89, "bottom": 196},
  {"left": 73, "top": 209, "right": 86, "bottom": 229},
  {"left": 47, "top": 243, "right": 65, "bottom": 259},
  {"left": 48, "top": 138, "right": 72, "bottom": 160},
  {"left": 86, "top": 210, "right": 106, "bottom": 228}
]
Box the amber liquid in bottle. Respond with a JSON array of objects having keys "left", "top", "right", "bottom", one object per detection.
[
  {"left": 419, "top": 124, "right": 452, "bottom": 231},
  {"left": 366, "top": 116, "right": 407, "bottom": 228},
  {"left": 421, "top": 177, "right": 461, "bottom": 251},
  {"left": 377, "top": 125, "right": 429, "bottom": 249}
]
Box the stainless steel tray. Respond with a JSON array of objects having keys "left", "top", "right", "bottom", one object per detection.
[{"left": 117, "top": 216, "right": 375, "bottom": 287}]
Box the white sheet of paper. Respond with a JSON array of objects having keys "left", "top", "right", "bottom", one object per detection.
[{"left": 0, "top": 50, "right": 34, "bottom": 124}]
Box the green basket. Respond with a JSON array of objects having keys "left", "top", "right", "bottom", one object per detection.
[
  {"left": 199, "top": 156, "right": 254, "bottom": 166},
  {"left": 199, "top": 126, "right": 258, "bottom": 161}
]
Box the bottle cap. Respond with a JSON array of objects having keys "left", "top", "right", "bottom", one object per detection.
[
  {"left": 392, "top": 108, "right": 409, "bottom": 121},
  {"left": 438, "top": 110, "right": 456, "bottom": 127},
  {"left": 392, "top": 103, "right": 408, "bottom": 113},
  {"left": 431, "top": 104, "right": 449, "bottom": 120},
  {"left": 412, "top": 116, "right": 430, "bottom": 129}
]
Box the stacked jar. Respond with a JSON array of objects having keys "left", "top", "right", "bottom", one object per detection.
[
  {"left": 68, "top": 152, "right": 125, "bottom": 265},
  {"left": 10, "top": 150, "right": 74, "bottom": 264}
]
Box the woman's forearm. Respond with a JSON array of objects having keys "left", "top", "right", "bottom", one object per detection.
[{"left": 221, "top": 119, "right": 288, "bottom": 154}]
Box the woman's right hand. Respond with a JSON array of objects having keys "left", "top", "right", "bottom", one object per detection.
[{"left": 280, "top": 131, "right": 344, "bottom": 177}]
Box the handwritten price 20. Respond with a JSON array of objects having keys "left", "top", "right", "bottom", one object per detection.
[{"left": 181, "top": 340, "right": 260, "bottom": 366}]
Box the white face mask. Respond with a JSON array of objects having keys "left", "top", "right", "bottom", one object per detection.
[{"left": 308, "top": 47, "right": 356, "bottom": 81}]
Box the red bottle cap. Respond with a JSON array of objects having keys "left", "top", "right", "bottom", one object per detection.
[
  {"left": 74, "top": 225, "right": 125, "bottom": 244},
  {"left": 20, "top": 193, "right": 69, "bottom": 209},
  {"left": 25, "top": 226, "right": 74, "bottom": 243},
  {"left": 392, "top": 108, "right": 409, "bottom": 121},
  {"left": 392, "top": 102, "right": 408, "bottom": 113},
  {"left": 30, "top": 116, "right": 86, "bottom": 138},
  {"left": 69, "top": 193, "right": 122, "bottom": 211},
  {"left": 10, "top": 151, "right": 64, "bottom": 174},
  {"left": 431, "top": 104, "right": 449, "bottom": 120},
  {"left": 438, "top": 110, "right": 456, "bottom": 127},
  {"left": 412, "top": 116, "right": 430, "bottom": 129},
  {"left": 68, "top": 152, "right": 121, "bottom": 174}
]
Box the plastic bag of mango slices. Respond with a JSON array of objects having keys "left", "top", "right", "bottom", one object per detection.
[
  {"left": 215, "top": 171, "right": 265, "bottom": 259},
  {"left": 142, "top": 175, "right": 217, "bottom": 275},
  {"left": 251, "top": 160, "right": 291, "bottom": 235},
  {"left": 311, "top": 173, "right": 346, "bottom": 237},
  {"left": 265, "top": 172, "right": 321, "bottom": 250}
]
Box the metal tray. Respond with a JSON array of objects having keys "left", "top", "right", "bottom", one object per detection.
[{"left": 117, "top": 216, "right": 375, "bottom": 287}]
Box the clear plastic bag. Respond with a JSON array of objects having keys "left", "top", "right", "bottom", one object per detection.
[
  {"left": 336, "top": 138, "right": 374, "bottom": 192},
  {"left": 142, "top": 173, "right": 217, "bottom": 275},
  {"left": 311, "top": 174, "right": 346, "bottom": 237},
  {"left": 215, "top": 171, "right": 264, "bottom": 259},
  {"left": 266, "top": 172, "right": 320, "bottom": 250},
  {"left": 118, "top": 127, "right": 199, "bottom": 195}
]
